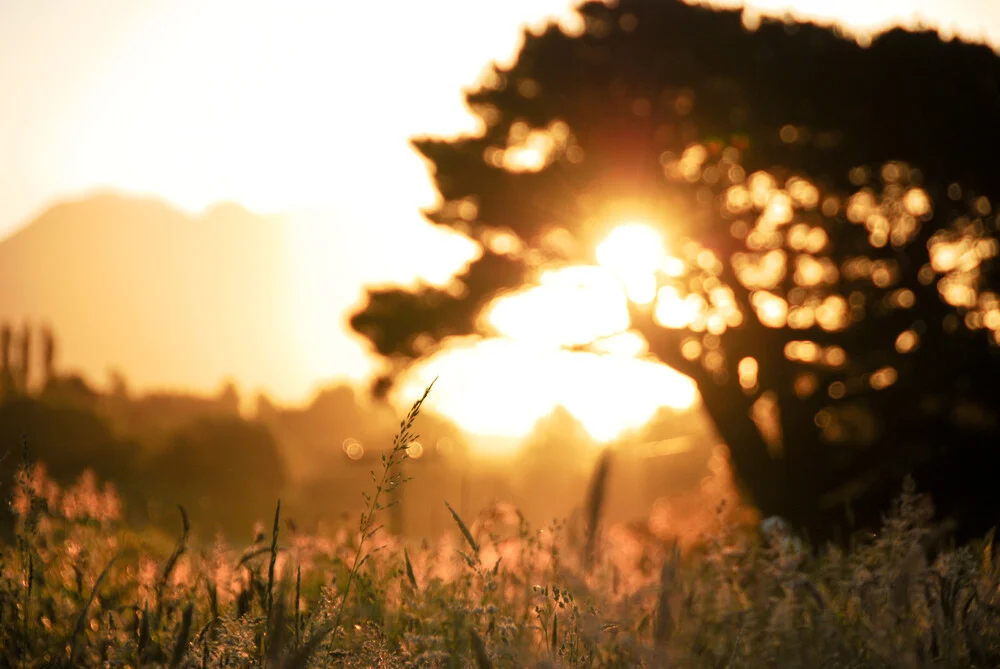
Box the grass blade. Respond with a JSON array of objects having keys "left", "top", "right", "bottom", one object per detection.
[
  {"left": 137, "top": 604, "right": 150, "bottom": 664},
  {"left": 169, "top": 602, "right": 194, "bottom": 668},
  {"left": 445, "top": 501, "right": 479, "bottom": 555},
  {"left": 584, "top": 449, "right": 612, "bottom": 570},
  {"left": 266, "top": 499, "right": 281, "bottom": 621},
  {"left": 469, "top": 626, "right": 493, "bottom": 669},
  {"left": 67, "top": 552, "right": 121, "bottom": 666},
  {"left": 295, "top": 565, "right": 301, "bottom": 649},
  {"left": 403, "top": 547, "right": 418, "bottom": 590},
  {"left": 157, "top": 506, "right": 190, "bottom": 618},
  {"left": 329, "top": 380, "right": 435, "bottom": 644},
  {"left": 653, "top": 540, "right": 679, "bottom": 648}
]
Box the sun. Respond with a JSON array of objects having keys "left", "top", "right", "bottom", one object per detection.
[
  {"left": 595, "top": 222, "right": 676, "bottom": 305},
  {"left": 395, "top": 220, "right": 699, "bottom": 453},
  {"left": 596, "top": 222, "right": 667, "bottom": 275}
]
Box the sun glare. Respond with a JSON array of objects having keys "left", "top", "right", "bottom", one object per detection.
[
  {"left": 398, "top": 339, "right": 697, "bottom": 450},
  {"left": 387, "top": 221, "right": 704, "bottom": 453},
  {"left": 486, "top": 265, "right": 629, "bottom": 347},
  {"left": 7, "top": 0, "right": 1000, "bottom": 467},
  {"left": 596, "top": 222, "right": 667, "bottom": 304}
]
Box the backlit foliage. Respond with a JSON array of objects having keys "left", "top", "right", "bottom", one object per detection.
[
  {"left": 4, "top": 443, "right": 1000, "bottom": 666},
  {"left": 351, "top": 0, "right": 1000, "bottom": 544}
]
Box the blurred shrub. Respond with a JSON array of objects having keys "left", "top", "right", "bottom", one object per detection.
[{"left": 147, "top": 415, "right": 287, "bottom": 539}]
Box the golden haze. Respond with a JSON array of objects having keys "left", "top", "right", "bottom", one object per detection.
[{"left": 1, "top": 0, "right": 998, "bottom": 453}]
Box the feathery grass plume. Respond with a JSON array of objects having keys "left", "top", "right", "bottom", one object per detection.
[
  {"left": 169, "top": 602, "right": 194, "bottom": 668},
  {"left": 330, "top": 378, "right": 436, "bottom": 640},
  {"left": 66, "top": 551, "right": 121, "bottom": 667},
  {"left": 445, "top": 500, "right": 479, "bottom": 555},
  {"left": 157, "top": 505, "right": 190, "bottom": 617},
  {"left": 10, "top": 396, "right": 1000, "bottom": 665},
  {"left": 583, "top": 449, "right": 612, "bottom": 570}
]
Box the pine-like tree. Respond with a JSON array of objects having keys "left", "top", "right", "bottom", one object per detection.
[
  {"left": 0, "top": 323, "right": 13, "bottom": 398},
  {"left": 41, "top": 324, "right": 56, "bottom": 389},
  {"left": 18, "top": 322, "right": 31, "bottom": 392}
]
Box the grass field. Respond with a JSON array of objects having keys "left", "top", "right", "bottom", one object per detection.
[{"left": 2, "top": 383, "right": 1000, "bottom": 668}]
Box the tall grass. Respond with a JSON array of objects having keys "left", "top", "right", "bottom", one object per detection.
[{"left": 0, "top": 380, "right": 999, "bottom": 667}]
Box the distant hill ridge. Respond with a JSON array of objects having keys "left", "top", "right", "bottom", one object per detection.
[{"left": 0, "top": 192, "right": 313, "bottom": 401}]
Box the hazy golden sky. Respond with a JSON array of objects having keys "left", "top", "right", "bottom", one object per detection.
[
  {"left": 3, "top": 0, "right": 997, "bottom": 239},
  {"left": 1, "top": 0, "right": 998, "bottom": 445}
]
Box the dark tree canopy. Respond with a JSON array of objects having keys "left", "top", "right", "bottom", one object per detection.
[{"left": 351, "top": 0, "right": 1000, "bottom": 545}]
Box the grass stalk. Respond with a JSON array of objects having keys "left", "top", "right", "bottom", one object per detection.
[{"left": 329, "top": 378, "right": 436, "bottom": 642}]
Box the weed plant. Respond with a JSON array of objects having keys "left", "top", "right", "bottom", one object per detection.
[{"left": 1, "top": 381, "right": 999, "bottom": 667}]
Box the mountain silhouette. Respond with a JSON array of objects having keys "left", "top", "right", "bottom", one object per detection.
[{"left": 0, "top": 192, "right": 320, "bottom": 400}]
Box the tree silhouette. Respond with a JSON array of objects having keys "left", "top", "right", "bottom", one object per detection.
[
  {"left": 41, "top": 324, "right": 55, "bottom": 388},
  {"left": 0, "top": 324, "right": 13, "bottom": 397},
  {"left": 350, "top": 0, "right": 1000, "bottom": 544},
  {"left": 17, "top": 322, "right": 30, "bottom": 392}
]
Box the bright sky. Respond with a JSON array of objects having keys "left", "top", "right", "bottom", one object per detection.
[{"left": 1, "top": 0, "right": 998, "bottom": 448}]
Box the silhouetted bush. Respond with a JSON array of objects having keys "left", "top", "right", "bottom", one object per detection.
[
  {"left": 0, "top": 395, "right": 141, "bottom": 536},
  {"left": 147, "top": 415, "right": 287, "bottom": 539}
]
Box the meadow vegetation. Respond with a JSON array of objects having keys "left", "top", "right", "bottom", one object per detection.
[{"left": 2, "top": 381, "right": 999, "bottom": 668}]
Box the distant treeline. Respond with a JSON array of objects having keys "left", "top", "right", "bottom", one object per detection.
[{"left": 0, "top": 324, "right": 715, "bottom": 544}]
